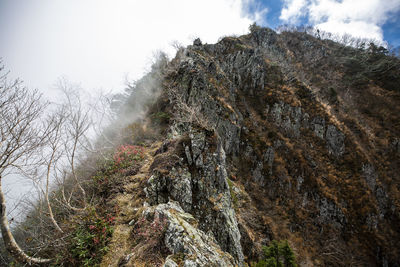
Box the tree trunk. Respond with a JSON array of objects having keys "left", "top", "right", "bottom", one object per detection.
[
  {"left": 45, "top": 154, "right": 63, "bottom": 233},
  {"left": 0, "top": 177, "right": 52, "bottom": 265}
]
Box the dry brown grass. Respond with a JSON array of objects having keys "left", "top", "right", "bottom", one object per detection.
[{"left": 100, "top": 142, "right": 163, "bottom": 266}]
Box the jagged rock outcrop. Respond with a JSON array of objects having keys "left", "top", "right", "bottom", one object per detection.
[
  {"left": 143, "top": 202, "right": 236, "bottom": 267},
  {"left": 113, "top": 26, "right": 400, "bottom": 266},
  {"left": 146, "top": 127, "right": 244, "bottom": 265}
]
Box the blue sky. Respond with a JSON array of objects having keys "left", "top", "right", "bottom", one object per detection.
[
  {"left": 246, "top": 0, "right": 284, "bottom": 28},
  {"left": 383, "top": 19, "right": 400, "bottom": 47},
  {"left": 253, "top": 0, "right": 400, "bottom": 48}
]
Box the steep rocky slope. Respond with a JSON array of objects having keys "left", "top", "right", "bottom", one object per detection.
[{"left": 102, "top": 27, "right": 400, "bottom": 266}]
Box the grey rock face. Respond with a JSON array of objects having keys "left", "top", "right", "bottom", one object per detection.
[
  {"left": 193, "top": 38, "right": 202, "bottom": 46},
  {"left": 302, "top": 112, "right": 310, "bottom": 128},
  {"left": 271, "top": 102, "right": 283, "bottom": 124},
  {"left": 318, "top": 196, "right": 346, "bottom": 227},
  {"left": 296, "top": 176, "right": 304, "bottom": 191},
  {"left": 184, "top": 144, "right": 193, "bottom": 165},
  {"left": 250, "top": 27, "right": 278, "bottom": 48},
  {"left": 142, "top": 202, "right": 235, "bottom": 267},
  {"left": 146, "top": 128, "right": 244, "bottom": 265},
  {"left": 262, "top": 100, "right": 346, "bottom": 158},
  {"left": 312, "top": 117, "right": 325, "bottom": 139},
  {"left": 265, "top": 102, "right": 302, "bottom": 137},
  {"left": 362, "top": 163, "right": 377, "bottom": 190},
  {"left": 216, "top": 119, "right": 241, "bottom": 155},
  {"left": 146, "top": 173, "right": 168, "bottom": 204},
  {"left": 188, "top": 133, "right": 244, "bottom": 264},
  {"left": 183, "top": 260, "right": 198, "bottom": 267},
  {"left": 146, "top": 167, "right": 193, "bottom": 212},
  {"left": 219, "top": 48, "right": 267, "bottom": 95},
  {"left": 263, "top": 146, "right": 274, "bottom": 170},
  {"left": 252, "top": 161, "right": 264, "bottom": 186},
  {"left": 164, "top": 257, "right": 178, "bottom": 267},
  {"left": 172, "top": 50, "right": 242, "bottom": 156},
  {"left": 286, "top": 106, "right": 302, "bottom": 137},
  {"left": 166, "top": 45, "right": 246, "bottom": 261},
  {"left": 376, "top": 186, "right": 389, "bottom": 219},
  {"left": 325, "top": 125, "right": 345, "bottom": 156},
  {"left": 189, "top": 130, "right": 206, "bottom": 167}
]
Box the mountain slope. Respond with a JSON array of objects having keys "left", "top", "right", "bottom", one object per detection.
[
  {"left": 5, "top": 26, "right": 398, "bottom": 266},
  {"left": 93, "top": 27, "right": 400, "bottom": 266}
]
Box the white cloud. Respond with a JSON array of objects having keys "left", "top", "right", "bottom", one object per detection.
[
  {"left": 280, "top": 0, "right": 308, "bottom": 23},
  {"left": 316, "top": 20, "right": 384, "bottom": 42},
  {"left": 242, "top": 0, "right": 269, "bottom": 25},
  {"left": 0, "top": 0, "right": 258, "bottom": 97},
  {"left": 279, "top": 0, "right": 400, "bottom": 43}
]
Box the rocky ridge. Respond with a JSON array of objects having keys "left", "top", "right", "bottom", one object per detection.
[{"left": 102, "top": 27, "right": 400, "bottom": 266}]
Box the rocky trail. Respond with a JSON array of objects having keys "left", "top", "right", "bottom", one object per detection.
[{"left": 101, "top": 142, "right": 162, "bottom": 266}]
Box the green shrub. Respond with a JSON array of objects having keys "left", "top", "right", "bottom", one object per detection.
[
  {"left": 255, "top": 240, "right": 296, "bottom": 267},
  {"left": 61, "top": 210, "right": 115, "bottom": 267}
]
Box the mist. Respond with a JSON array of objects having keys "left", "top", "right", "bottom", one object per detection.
[
  {"left": 0, "top": 0, "right": 264, "bottom": 222},
  {"left": 0, "top": 0, "right": 260, "bottom": 98}
]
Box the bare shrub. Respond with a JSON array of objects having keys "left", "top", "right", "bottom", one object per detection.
[{"left": 166, "top": 84, "right": 211, "bottom": 130}]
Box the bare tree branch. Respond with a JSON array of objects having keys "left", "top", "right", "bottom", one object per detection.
[{"left": 0, "top": 64, "right": 52, "bottom": 265}]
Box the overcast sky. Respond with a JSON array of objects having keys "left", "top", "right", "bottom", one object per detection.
[
  {"left": 0, "top": 0, "right": 263, "bottom": 98},
  {"left": 0, "top": 0, "right": 399, "bottom": 219}
]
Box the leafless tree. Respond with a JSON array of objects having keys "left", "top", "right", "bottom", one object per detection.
[
  {"left": 89, "top": 91, "right": 120, "bottom": 149},
  {"left": 170, "top": 40, "right": 184, "bottom": 52},
  {"left": 0, "top": 64, "right": 52, "bottom": 264},
  {"left": 0, "top": 67, "right": 114, "bottom": 265},
  {"left": 40, "top": 108, "right": 66, "bottom": 233},
  {"left": 55, "top": 78, "right": 90, "bottom": 212}
]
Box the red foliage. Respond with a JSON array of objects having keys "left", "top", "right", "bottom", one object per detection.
[{"left": 113, "top": 145, "right": 144, "bottom": 168}]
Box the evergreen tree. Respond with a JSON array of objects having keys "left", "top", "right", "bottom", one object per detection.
[{"left": 255, "top": 240, "right": 296, "bottom": 267}]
